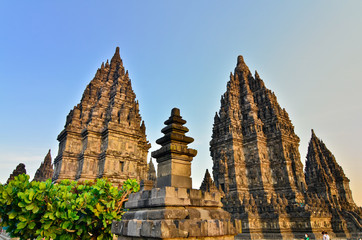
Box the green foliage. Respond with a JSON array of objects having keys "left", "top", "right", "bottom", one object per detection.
[{"left": 0, "top": 174, "right": 139, "bottom": 240}]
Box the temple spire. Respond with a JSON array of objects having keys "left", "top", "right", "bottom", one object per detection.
[
  {"left": 235, "top": 55, "right": 251, "bottom": 76},
  {"left": 110, "top": 46, "right": 122, "bottom": 67},
  {"left": 6, "top": 163, "right": 26, "bottom": 184},
  {"left": 33, "top": 150, "right": 54, "bottom": 182},
  {"left": 305, "top": 130, "right": 356, "bottom": 210},
  {"left": 53, "top": 47, "right": 150, "bottom": 184},
  {"left": 147, "top": 158, "right": 156, "bottom": 182},
  {"left": 200, "top": 169, "right": 218, "bottom": 193}
]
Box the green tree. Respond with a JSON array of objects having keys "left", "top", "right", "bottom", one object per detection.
[{"left": 0, "top": 174, "right": 139, "bottom": 240}]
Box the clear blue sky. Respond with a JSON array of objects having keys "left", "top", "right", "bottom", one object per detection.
[{"left": 0, "top": 1, "right": 361, "bottom": 205}]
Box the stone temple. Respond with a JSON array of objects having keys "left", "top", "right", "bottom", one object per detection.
[
  {"left": 33, "top": 150, "right": 53, "bottom": 182},
  {"left": 52, "top": 47, "right": 151, "bottom": 184},
  {"left": 305, "top": 130, "right": 362, "bottom": 236},
  {"left": 31, "top": 48, "right": 360, "bottom": 239},
  {"left": 210, "top": 55, "right": 361, "bottom": 239},
  {"left": 6, "top": 163, "right": 26, "bottom": 184}
]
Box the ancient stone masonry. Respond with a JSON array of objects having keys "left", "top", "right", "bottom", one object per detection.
[
  {"left": 112, "top": 108, "right": 236, "bottom": 239},
  {"left": 6, "top": 163, "right": 26, "bottom": 184},
  {"left": 33, "top": 150, "right": 54, "bottom": 182},
  {"left": 52, "top": 47, "right": 151, "bottom": 184},
  {"left": 305, "top": 130, "right": 362, "bottom": 237},
  {"left": 210, "top": 55, "right": 360, "bottom": 239},
  {"left": 211, "top": 55, "right": 306, "bottom": 202}
]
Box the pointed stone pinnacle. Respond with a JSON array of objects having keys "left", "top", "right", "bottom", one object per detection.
[
  {"left": 237, "top": 55, "right": 245, "bottom": 66},
  {"left": 45, "top": 149, "right": 52, "bottom": 165},
  {"left": 311, "top": 129, "right": 316, "bottom": 138},
  {"left": 200, "top": 169, "right": 218, "bottom": 192},
  {"left": 147, "top": 158, "right": 156, "bottom": 182},
  {"left": 33, "top": 150, "right": 53, "bottom": 182},
  {"left": 235, "top": 55, "right": 251, "bottom": 74},
  {"left": 111, "top": 47, "right": 122, "bottom": 65}
]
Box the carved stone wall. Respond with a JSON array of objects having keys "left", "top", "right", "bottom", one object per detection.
[{"left": 53, "top": 47, "right": 150, "bottom": 184}]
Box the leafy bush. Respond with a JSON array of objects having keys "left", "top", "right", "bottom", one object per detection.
[{"left": 0, "top": 174, "right": 139, "bottom": 240}]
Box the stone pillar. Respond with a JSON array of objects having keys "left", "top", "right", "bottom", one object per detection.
[
  {"left": 152, "top": 108, "right": 197, "bottom": 189},
  {"left": 112, "top": 108, "right": 236, "bottom": 240}
]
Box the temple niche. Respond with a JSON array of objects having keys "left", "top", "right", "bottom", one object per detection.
[
  {"left": 210, "top": 55, "right": 362, "bottom": 239},
  {"left": 52, "top": 47, "right": 151, "bottom": 184}
]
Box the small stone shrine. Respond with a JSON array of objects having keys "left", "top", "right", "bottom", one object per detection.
[
  {"left": 112, "top": 108, "right": 236, "bottom": 239},
  {"left": 147, "top": 158, "right": 156, "bottom": 183},
  {"left": 6, "top": 163, "right": 26, "bottom": 184},
  {"left": 33, "top": 150, "right": 54, "bottom": 182}
]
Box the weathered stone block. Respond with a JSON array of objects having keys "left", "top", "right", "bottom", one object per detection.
[
  {"left": 176, "top": 187, "right": 188, "bottom": 199},
  {"left": 187, "top": 208, "right": 201, "bottom": 219},
  {"left": 189, "top": 189, "right": 202, "bottom": 199},
  {"left": 163, "top": 208, "right": 188, "bottom": 220},
  {"left": 126, "top": 220, "right": 142, "bottom": 237},
  {"left": 207, "top": 220, "right": 221, "bottom": 236}
]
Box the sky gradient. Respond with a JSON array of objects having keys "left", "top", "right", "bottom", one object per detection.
[{"left": 0, "top": 1, "right": 361, "bottom": 205}]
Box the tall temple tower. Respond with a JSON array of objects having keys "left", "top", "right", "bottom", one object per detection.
[
  {"left": 211, "top": 56, "right": 333, "bottom": 239},
  {"left": 210, "top": 55, "right": 362, "bottom": 239},
  {"left": 305, "top": 130, "right": 362, "bottom": 237},
  {"left": 305, "top": 130, "right": 357, "bottom": 210},
  {"left": 210, "top": 55, "right": 306, "bottom": 203},
  {"left": 53, "top": 47, "right": 151, "bottom": 184}
]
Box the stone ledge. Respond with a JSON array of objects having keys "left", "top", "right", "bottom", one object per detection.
[
  {"left": 125, "top": 187, "right": 222, "bottom": 209},
  {"left": 112, "top": 219, "right": 236, "bottom": 238}
]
